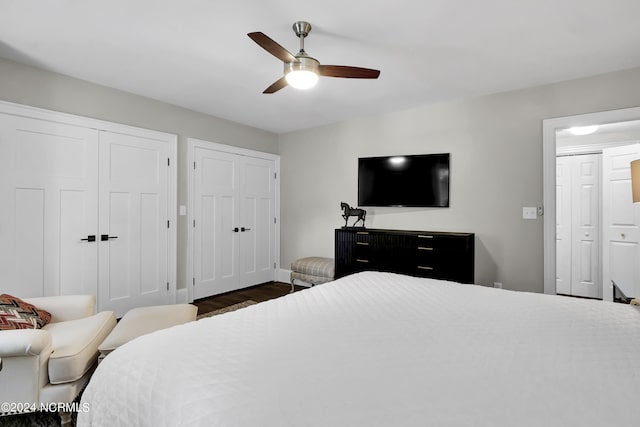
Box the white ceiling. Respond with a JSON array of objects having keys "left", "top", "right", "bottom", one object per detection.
[{"left": 2, "top": 0, "right": 640, "bottom": 134}]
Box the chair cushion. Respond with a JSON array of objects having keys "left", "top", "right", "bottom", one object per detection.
[
  {"left": 43, "top": 310, "right": 116, "bottom": 384},
  {"left": 0, "top": 294, "right": 52, "bottom": 330}
]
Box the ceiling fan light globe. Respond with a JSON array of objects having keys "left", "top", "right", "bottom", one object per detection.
[
  {"left": 285, "top": 70, "right": 318, "bottom": 89},
  {"left": 284, "top": 56, "right": 320, "bottom": 90}
]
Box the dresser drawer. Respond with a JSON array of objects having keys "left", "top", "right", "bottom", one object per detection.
[{"left": 416, "top": 234, "right": 470, "bottom": 252}]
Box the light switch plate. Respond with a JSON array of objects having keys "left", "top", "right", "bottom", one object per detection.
[
  {"left": 522, "top": 207, "right": 537, "bottom": 219},
  {"left": 179, "top": 205, "right": 187, "bottom": 216}
]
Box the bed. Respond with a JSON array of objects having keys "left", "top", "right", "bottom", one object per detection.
[{"left": 78, "top": 271, "right": 640, "bottom": 426}]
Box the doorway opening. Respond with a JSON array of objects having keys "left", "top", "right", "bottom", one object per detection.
[{"left": 543, "top": 107, "right": 640, "bottom": 301}]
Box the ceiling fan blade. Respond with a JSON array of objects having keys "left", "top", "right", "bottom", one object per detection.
[
  {"left": 319, "top": 65, "right": 380, "bottom": 79},
  {"left": 263, "top": 77, "right": 288, "bottom": 94},
  {"left": 248, "top": 32, "right": 299, "bottom": 63}
]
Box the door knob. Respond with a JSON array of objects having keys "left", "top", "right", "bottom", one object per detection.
[
  {"left": 241, "top": 227, "right": 252, "bottom": 232},
  {"left": 80, "top": 235, "right": 96, "bottom": 242},
  {"left": 101, "top": 234, "right": 118, "bottom": 241},
  {"left": 232, "top": 227, "right": 239, "bottom": 232}
]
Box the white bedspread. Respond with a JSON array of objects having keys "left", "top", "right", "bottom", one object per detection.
[{"left": 78, "top": 272, "right": 640, "bottom": 426}]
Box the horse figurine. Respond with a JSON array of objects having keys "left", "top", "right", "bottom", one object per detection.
[{"left": 341, "top": 202, "right": 366, "bottom": 228}]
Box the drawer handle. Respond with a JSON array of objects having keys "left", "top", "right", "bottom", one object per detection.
[
  {"left": 418, "top": 266, "right": 434, "bottom": 270},
  {"left": 356, "top": 231, "right": 369, "bottom": 235},
  {"left": 356, "top": 259, "right": 369, "bottom": 263},
  {"left": 418, "top": 235, "right": 434, "bottom": 239},
  {"left": 356, "top": 242, "right": 369, "bottom": 246},
  {"left": 418, "top": 246, "right": 433, "bottom": 251}
]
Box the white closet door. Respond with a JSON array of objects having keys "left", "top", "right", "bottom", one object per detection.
[
  {"left": 239, "top": 156, "right": 276, "bottom": 286},
  {"left": 0, "top": 114, "right": 99, "bottom": 297},
  {"left": 602, "top": 144, "right": 640, "bottom": 301},
  {"left": 555, "top": 156, "right": 572, "bottom": 295},
  {"left": 98, "top": 131, "right": 170, "bottom": 316},
  {"left": 192, "top": 145, "right": 277, "bottom": 299},
  {"left": 555, "top": 154, "right": 601, "bottom": 298},
  {"left": 193, "top": 147, "right": 239, "bottom": 298},
  {"left": 569, "top": 154, "right": 600, "bottom": 298}
]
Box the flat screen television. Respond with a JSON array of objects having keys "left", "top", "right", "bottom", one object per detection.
[{"left": 358, "top": 153, "right": 450, "bottom": 207}]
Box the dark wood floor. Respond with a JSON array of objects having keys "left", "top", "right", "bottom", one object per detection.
[{"left": 193, "top": 281, "right": 305, "bottom": 315}]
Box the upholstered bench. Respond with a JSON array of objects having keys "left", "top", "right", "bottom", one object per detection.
[
  {"left": 98, "top": 304, "right": 197, "bottom": 361},
  {"left": 290, "top": 257, "right": 335, "bottom": 289}
]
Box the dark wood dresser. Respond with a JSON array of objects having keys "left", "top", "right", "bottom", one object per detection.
[{"left": 335, "top": 228, "right": 474, "bottom": 283}]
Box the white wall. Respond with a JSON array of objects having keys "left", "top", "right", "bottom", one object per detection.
[
  {"left": 278, "top": 67, "right": 640, "bottom": 293},
  {"left": 4, "top": 55, "right": 640, "bottom": 294},
  {"left": 0, "top": 57, "right": 278, "bottom": 290}
]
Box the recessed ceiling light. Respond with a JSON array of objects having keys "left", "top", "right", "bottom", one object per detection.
[{"left": 569, "top": 125, "right": 599, "bottom": 136}]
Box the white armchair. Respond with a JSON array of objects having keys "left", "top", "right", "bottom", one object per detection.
[{"left": 0, "top": 295, "right": 115, "bottom": 421}]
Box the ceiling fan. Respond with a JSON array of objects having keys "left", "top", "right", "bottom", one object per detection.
[{"left": 248, "top": 21, "right": 380, "bottom": 94}]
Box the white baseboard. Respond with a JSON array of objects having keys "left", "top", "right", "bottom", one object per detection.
[
  {"left": 277, "top": 268, "right": 292, "bottom": 283},
  {"left": 176, "top": 287, "right": 189, "bottom": 304}
]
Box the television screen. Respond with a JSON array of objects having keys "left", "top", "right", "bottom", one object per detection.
[{"left": 358, "top": 153, "right": 450, "bottom": 207}]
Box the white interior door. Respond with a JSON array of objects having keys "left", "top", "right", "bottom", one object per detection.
[
  {"left": 239, "top": 157, "right": 276, "bottom": 286},
  {"left": 193, "top": 147, "right": 239, "bottom": 298},
  {"left": 555, "top": 154, "right": 601, "bottom": 298},
  {"left": 555, "top": 156, "right": 572, "bottom": 294},
  {"left": 0, "top": 114, "right": 99, "bottom": 297},
  {"left": 192, "top": 144, "right": 277, "bottom": 299},
  {"left": 602, "top": 144, "right": 640, "bottom": 300},
  {"left": 570, "top": 154, "right": 601, "bottom": 298},
  {"left": 98, "top": 131, "right": 170, "bottom": 316}
]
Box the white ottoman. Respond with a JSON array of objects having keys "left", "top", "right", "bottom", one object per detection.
[{"left": 98, "top": 304, "right": 197, "bottom": 361}]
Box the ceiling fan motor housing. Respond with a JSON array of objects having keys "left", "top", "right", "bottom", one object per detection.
[{"left": 284, "top": 55, "right": 319, "bottom": 76}]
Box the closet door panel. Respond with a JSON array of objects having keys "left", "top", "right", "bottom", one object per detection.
[
  {"left": 140, "top": 193, "right": 161, "bottom": 293},
  {"left": 602, "top": 144, "right": 640, "bottom": 300},
  {"left": 239, "top": 157, "right": 276, "bottom": 285},
  {"left": 105, "top": 192, "right": 132, "bottom": 299},
  {"left": 98, "top": 131, "right": 170, "bottom": 317},
  {"left": 59, "top": 189, "right": 97, "bottom": 293},
  {"left": 0, "top": 114, "right": 98, "bottom": 297},
  {"left": 193, "top": 148, "right": 239, "bottom": 298},
  {"left": 570, "top": 154, "right": 600, "bottom": 298},
  {"left": 218, "top": 195, "right": 236, "bottom": 280},
  {"left": 14, "top": 189, "right": 45, "bottom": 293}
]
